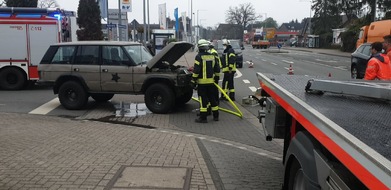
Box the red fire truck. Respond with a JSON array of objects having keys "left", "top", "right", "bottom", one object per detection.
[{"left": 0, "top": 7, "right": 76, "bottom": 90}]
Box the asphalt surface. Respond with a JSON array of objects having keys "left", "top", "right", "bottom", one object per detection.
[{"left": 0, "top": 47, "right": 350, "bottom": 190}]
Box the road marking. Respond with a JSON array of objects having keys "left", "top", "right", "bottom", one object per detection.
[
  {"left": 270, "top": 62, "right": 277, "bottom": 65},
  {"left": 243, "top": 79, "right": 250, "bottom": 84},
  {"left": 234, "top": 69, "right": 242, "bottom": 78},
  {"left": 282, "top": 60, "right": 294, "bottom": 64},
  {"left": 261, "top": 59, "right": 266, "bottom": 62},
  {"left": 334, "top": 66, "right": 348, "bottom": 70},
  {"left": 315, "top": 58, "right": 337, "bottom": 63},
  {"left": 249, "top": 86, "right": 257, "bottom": 92},
  {"left": 29, "top": 98, "right": 60, "bottom": 115}
]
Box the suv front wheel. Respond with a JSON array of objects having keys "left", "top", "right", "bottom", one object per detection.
[
  {"left": 145, "top": 83, "right": 175, "bottom": 114},
  {"left": 91, "top": 93, "right": 114, "bottom": 102},
  {"left": 58, "top": 81, "right": 88, "bottom": 110}
]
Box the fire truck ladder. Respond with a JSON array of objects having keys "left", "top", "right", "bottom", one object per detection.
[{"left": 305, "top": 79, "right": 391, "bottom": 101}]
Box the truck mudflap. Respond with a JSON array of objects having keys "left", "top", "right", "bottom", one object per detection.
[{"left": 256, "top": 72, "right": 391, "bottom": 189}]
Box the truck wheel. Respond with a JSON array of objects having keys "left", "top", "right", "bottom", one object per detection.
[
  {"left": 91, "top": 93, "right": 114, "bottom": 102},
  {"left": 58, "top": 81, "right": 88, "bottom": 110},
  {"left": 176, "top": 89, "right": 194, "bottom": 105},
  {"left": 351, "top": 66, "right": 358, "bottom": 79},
  {"left": 288, "top": 159, "right": 305, "bottom": 190},
  {"left": 0, "top": 67, "right": 26, "bottom": 90},
  {"left": 145, "top": 83, "right": 175, "bottom": 114}
]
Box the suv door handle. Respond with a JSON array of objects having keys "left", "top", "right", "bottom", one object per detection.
[
  {"left": 102, "top": 69, "right": 108, "bottom": 72},
  {"left": 73, "top": 68, "right": 79, "bottom": 72}
]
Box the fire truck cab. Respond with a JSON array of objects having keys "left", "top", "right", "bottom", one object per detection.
[{"left": 0, "top": 7, "right": 76, "bottom": 90}]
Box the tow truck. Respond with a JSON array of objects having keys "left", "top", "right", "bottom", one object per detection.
[{"left": 256, "top": 73, "right": 391, "bottom": 189}]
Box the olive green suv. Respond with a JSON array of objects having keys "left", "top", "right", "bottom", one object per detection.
[{"left": 37, "top": 41, "right": 194, "bottom": 114}]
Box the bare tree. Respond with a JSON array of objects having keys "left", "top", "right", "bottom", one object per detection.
[
  {"left": 37, "top": 0, "right": 58, "bottom": 8},
  {"left": 225, "top": 3, "right": 260, "bottom": 30}
]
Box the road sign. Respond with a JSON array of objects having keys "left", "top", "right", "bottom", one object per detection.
[
  {"left": 106, "top": 24, "right": 117, "bottom": 29},
  {"left": 118, "top": 24, "right": 126, "bottom": 29}
]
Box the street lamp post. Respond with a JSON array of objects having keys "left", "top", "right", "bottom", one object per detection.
[{"left": 196, "top": 9, "right": 206, "bottom": 43}]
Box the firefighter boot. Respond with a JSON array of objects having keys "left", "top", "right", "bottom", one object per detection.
[
  {"left": 229, "top": 92, "right": 236, "bottom": 101},
  {"left": 195, "top": 112, "right": 207, "bottom": 123},
  {"left": 213, "top": 111, "right": 219, "bottom": 121},
  {"left": 207, "top": 106, "right": 212, "bottom": 116}
]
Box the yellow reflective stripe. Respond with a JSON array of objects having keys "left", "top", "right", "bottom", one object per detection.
[
  {"left": 215, "top": 73, "right": 221, "bottom": 77},
  {"left": 212, "top": 106, "right": 219, "bottom": 111},
  {"left": 192, "top": 73, "right": 199, "bottom": 77},
  {"left": 198, "top": 78, "right": 214, "bottom": 84},
  {"left": 229, "top": 89, "right": 235, "bottom": 92},
  {"left": 195, "top": 60, "right": 200, "bottom": 65}
]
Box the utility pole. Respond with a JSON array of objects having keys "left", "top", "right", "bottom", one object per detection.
[
  {"left": 147, "top": 0, "right": 150, "bottom": 42},
  {"left": 117, "top": 0, "right": 121, "bottom": 41},
  {"left": 143, "top": 0, "right": 147, "bottom": 45}
]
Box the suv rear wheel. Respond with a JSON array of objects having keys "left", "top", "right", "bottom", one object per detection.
[
  {"left": 58, "top": 81, "right": 88, "bottom": 110},
  {"left": 91, "top": 93, "right": 114, "bottom": 102},
  {"left": 145, "top": 83, "right": 175, "bottom": 114}
]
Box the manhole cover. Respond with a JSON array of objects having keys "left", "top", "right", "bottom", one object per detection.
[{"left": 106, "top": 166, "right": 192, "bottom": 190}]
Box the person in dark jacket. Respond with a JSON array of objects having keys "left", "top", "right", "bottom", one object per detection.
[
  {"left": 192, "top": 39, "right": 220, "bottom": 123},
  {"left": 220, "top": 39, "right": 236, "bottom": 101}
]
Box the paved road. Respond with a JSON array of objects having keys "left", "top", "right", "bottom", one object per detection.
[{"left": 0, "top": 47, "right": 351, "bottom": 189}]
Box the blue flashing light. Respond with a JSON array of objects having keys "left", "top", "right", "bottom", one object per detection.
[
  {"left": 53, "top": 14, "right": 61, "bottom": 20},
  {"left": 15, "top": 14, "right": 42, "bottom": 18},
  {"left": 0, "top": 13, "right": 11, "bottom": 18}
]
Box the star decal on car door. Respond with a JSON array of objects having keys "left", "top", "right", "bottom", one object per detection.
[{"left": 111, "top": 73, "right": 121, "bottom": 82}]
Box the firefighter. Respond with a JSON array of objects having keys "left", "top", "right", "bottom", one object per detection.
[
  {"left": 208, "top": 41, "right": 222, "bottom": 105},
  {"left": 364, "top": 42, "right": 391, "bottom": 80},
  {"left": 191, "top": 39, "right": 220, "bottom": 123},
  {"left": 220, "top": 39, "right": 236, "bottom": 101}
]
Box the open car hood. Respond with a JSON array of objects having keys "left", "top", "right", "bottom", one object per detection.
[{"left": 147, "top": 41, "right": 193, "bottom": 69}]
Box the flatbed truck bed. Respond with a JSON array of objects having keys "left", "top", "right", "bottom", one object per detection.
[{"left": 257, "top": 73, "right": 391, "bottom": 189}]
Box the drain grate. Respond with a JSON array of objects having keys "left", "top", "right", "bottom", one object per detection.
[{"left": 105, "top": 166, "right": 192, "bottom": 190}]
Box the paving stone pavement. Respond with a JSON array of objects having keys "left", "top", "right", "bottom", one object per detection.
[{"left": 0, "top": 112, "right": 216, "bottom": 190}]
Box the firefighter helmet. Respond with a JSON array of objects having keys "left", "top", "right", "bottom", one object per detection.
[
  {"left": 198, "top": 39, "right": 210, "bottom": 50},
  {"left": 222, "top": 39, "right": 230, "bottom": 45}
]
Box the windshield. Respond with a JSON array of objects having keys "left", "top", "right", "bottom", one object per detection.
[
  {"left": 230, "top": 41, "right": 241, "bottom": 49},
  {"left": 124, "top": 45, "right": 153, "bottom": 65}
]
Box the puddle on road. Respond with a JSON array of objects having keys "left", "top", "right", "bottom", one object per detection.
[{"left": 115, "top": 101, "right": 152, "bottom": 117}]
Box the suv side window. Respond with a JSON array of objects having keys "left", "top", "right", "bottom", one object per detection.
[
  {"left": 102, "top": 46, "right": 130, "bottom": 65},
  {"left": 74, "top": 46, "right": 99, "bottom": 65},
  {"left": 361, "top": 45, "right": 371, "bottom": 56},
  {"left": 50, "top": 46, "right": 76, "bottom": 64}
]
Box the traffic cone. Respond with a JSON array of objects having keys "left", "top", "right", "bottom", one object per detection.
[
  {"left": 248, "top": 60, "right": 254, "bottom": 68},
  {"left": 287, "top": 64, "right": 294, "bottom": 75}
]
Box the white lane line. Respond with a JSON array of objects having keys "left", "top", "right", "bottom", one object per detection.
[
  {"left": 249, "top": 86, "right": 257, "bottom": 92},
  {"left": 29, "top": 98, "right": 60, "bottom": 115},
  {"left": 234, "top": 69, "right": 242, "bottom": 78},
  {"left": 261, "top": 59, "right": 266, "bottom": 62},
  {"left": 270, "top": 62, "right": 277, "bottom": 66},
  {"left": 282, "top": 60, "right": 294, "bottom": 64},
  {"left": 243, "top": 79, "right": 250, "bottom": 84},
  {"left": 315, "top": 58, "right": 337, "bottom": 63},
  {"left": 334, "top": 66, "right": 348, "bottom": 71}
]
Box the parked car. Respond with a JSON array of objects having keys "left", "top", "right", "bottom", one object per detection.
[
  {"left": 37, "top": 41, "right": 194, "bottom": 114},
  {"left": 213, "top": 40, "right": 244, "bottom": 68},
  {"left": 351, "top": 43, "right": 371, "bottom": 79}
]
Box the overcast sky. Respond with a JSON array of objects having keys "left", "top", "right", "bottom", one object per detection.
[{"left": 56, "top": 0, "right": 312, "bottom": 27}]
